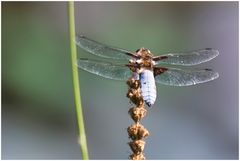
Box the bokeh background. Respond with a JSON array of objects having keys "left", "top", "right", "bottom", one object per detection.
[{"left": 2, "top": 1, "right": 238, "bottom": 159}]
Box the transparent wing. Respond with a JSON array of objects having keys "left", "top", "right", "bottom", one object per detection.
[
  {"left": 75, "top": 35, "right": 136, "bottom": 60},
  {"left": 154, "top": 67, "right": 219, "bottom": 86},
  {"left": 153, "top": 48, "right": 219, "bottom": 66},
  {"left": 77, "top": 58, "right": 132, "bottom": 81}
]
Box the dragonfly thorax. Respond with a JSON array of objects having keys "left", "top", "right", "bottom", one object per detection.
[{"left": 127, "top": 48, "right": 155, "bottom": 73}]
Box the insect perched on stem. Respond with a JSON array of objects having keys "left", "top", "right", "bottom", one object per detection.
[{"left": 76, "top": 35, "right": 219, "bottom": 107}]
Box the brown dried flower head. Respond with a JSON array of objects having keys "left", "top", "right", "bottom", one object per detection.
[
  {"left": 127, "top": 76, "right": 149, "bottom": 160},
  {"left": 127, "top": 124, "right": 150, "bottom": 140},
  {"left": 127, "top": 89, "right": 144, "bottom": 106},
  {"left": 127, "top": 78, "right": 140, "bottom": 89},
  {"left": 128, "top": 106, "right": 147, "bottom": 122},
  {"left": 128, "top": 140, "right": 146, "bottom": 154}
]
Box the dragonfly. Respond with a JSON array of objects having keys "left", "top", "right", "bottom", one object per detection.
[{"left": 76, "top": 35, "right": 219, "bottom": 107}]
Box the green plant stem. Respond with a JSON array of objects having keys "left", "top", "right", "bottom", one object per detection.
[{"left": 68, "top": 1, "right": 89, "bottom": 159}]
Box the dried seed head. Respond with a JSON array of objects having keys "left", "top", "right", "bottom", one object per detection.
[
  {"left": 127, "top": 124, "right": 150, "bottom": 140},
  {"left": 127, "top": 124, "right": 139, "bottom": 139},
  {"left": 129, "top": 153, "right": 145, "bottom": 160},
  {"left": 128, "top": 140, "right": 145, "bottom": 154},
  {"left": 128, "top": 107, "right": 147, "bottom": 122},
  {"left": 127, "top": 89, "right": 144, "bottom": 106},
  {"left": 127, "top": 77, "right": 149, "bottom": 159},
  {"left": 127, "top": 78, "right": 140, "bottom": 89}
]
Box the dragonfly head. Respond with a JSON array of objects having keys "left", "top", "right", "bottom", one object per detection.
[{"left": 136, "top": 47, "right": 153, "bottom": 58}]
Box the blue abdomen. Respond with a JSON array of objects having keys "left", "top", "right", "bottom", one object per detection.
[{"left": 140, "top": 69, "right": 157, "bottom": 107}]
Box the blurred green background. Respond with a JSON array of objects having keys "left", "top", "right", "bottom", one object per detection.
[{"left": 2, "top": 1, "right": 238, "bottom": 159}]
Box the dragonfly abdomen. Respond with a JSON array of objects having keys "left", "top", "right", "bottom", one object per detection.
[{"left": 140, "top": 69, "right": 157, "bottom": 107}]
